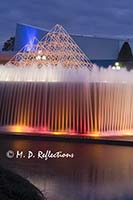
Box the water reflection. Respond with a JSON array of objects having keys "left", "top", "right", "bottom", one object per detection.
[{"left": 0, "top": 137, "right": 133, "bottom": 200}]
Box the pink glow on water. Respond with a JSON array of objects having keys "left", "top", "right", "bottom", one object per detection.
[{"left": 1, "top": 125, "right": 133, "bottom": 137}]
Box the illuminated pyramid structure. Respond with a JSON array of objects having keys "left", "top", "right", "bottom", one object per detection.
[
  {"left": 7, "top": 24, "right": 93, "bottom": 69},
  {"left": 7, "top": 37, "right": 46, "bottom": 67}
]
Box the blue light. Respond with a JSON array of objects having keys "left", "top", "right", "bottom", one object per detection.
[{"left": 15, "top": 24, "right": 46, "bottom": 51}]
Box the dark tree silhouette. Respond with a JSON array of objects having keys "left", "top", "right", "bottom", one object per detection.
[
  {"left": 2, "top": 37, "right": 15, "bottom": 51},
  {"left": 0, "top": 166, "right": 46, "bottom": 200},
  {"left": 118, "top": 42, "right": 133, "bottom": 62}
]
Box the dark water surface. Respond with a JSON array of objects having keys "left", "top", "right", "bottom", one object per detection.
[{"left": 0, "top": 136, "right": 133, "bottom": 200}]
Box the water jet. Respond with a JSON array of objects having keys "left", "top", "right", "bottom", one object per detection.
[{"left": 1, "top": 24, "right": 133, "bottom": 138}]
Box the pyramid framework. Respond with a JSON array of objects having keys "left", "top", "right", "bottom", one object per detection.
[{"left": 7, "top": 24, "right": 93, "bottom": 70}]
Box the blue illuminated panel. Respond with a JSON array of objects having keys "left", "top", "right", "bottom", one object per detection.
[{"left": 14, "top": 23, "right": 47, "bottom": 51}]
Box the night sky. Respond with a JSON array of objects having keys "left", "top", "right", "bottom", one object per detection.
[{"left": 0, "top": 0, "right": 133, "bottom": 44}]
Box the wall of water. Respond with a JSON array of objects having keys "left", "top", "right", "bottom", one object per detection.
[{"left": 0, "top": 64, "right": 133, "bottom": 136}]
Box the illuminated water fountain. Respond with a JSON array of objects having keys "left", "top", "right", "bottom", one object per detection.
[{"left": 1, "top": 24, "right": 133, "bottom": 137}]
